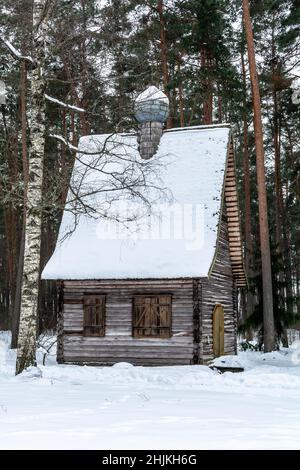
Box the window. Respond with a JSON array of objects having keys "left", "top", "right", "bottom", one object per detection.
[
  {"left": 133, "top": 295, "right": 172, "bottom": 338},
  {"left": 83, "top": 295, "right": 105, "bottom": 336}
]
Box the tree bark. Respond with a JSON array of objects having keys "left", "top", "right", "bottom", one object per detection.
[
  {"left": 271, "top": 27, "right": 294, "bottom": 333},
  {"left": 243, "top": 0, "right": 275, "bottom": 352},
  {"left": 79, "top": 0, "right": 90, "bottom": 135},
  {"left": 201, "top": 47, "right": 213, "bottom": 125},
  {"left": 157, "top": 0, "right": 172, "bottom": 128},
  {"left": 3, "top": 134, "right": 19, "bottom": 321},
  {"left": 241, "top": 49, "right": 255, "bottom": 338},
  {"left": 0, "top": 131, "right": 19, "bottom": 331},
  {"left": 296, "top": 243, "right": 300, "bottom": 317},
  {"left": 16, "top": 0, "right": 57, "bottom": 375},
  {"left": 273, "top": 89, "right": 283, "bottom": 250},
  {"left": 177, "top": 58, "right": 185, "bottom": 127},
  {"left": 217, "top": 92, "right": 222, "bottom": 124},
  {"left": 60, "top": 54, "right": 87, "bottom": 136},
  {"left": 11, "top": 222, "right": 25, "bottom": 349},
  {"left": 11, "top": 61, "right": 29, "bottom": 349},
  {"left": 241, "top": 52, "right": 253, "bottom": 277}
]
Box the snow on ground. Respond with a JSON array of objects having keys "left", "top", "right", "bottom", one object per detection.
[{"left": 1, "top": 331, "right": 300, "bottom": 450}]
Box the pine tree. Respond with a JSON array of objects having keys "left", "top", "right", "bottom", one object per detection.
[
  {"left": 243, "top": 0, "right": 275, "bottom": 351},
  {"left": 175, "top": 0, "right": 234, "bottom": 124}
]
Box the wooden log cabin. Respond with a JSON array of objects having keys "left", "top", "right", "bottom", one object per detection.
[{"left": 42, "top": 89, "right": 246, "bottom": 366}]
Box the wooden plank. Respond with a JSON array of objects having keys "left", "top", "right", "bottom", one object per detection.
[
  {"left": 212, "top": 305, "right": 225, "bottom": 358},
  {"left": 61, "top": 278, "right": 195, "bottom": 365},
  {"left": 57, "top": 281, "right": 64, "bottom": 363},
  {"left": 63, "top": 359, "right": 192, "bottom": 366},
  {"left": 193, "top": 279, "right": 201, "bottom": 364},
  {"left": 63, "top": 335, "right": 194, "bottom": 345}
]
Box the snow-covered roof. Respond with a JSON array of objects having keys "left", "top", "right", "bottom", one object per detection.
[{"left": 42, "top": 124, "right": 232, "bottom": 280}]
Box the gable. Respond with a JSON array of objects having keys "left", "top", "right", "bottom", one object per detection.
[
  {"left": 209, "top": 138, "right": 247, "bottom": 286},
  {"left": 225, "top": 140, "right": 246, "bottom": 286},
  {"left": 41, "top": 125, "right": 244, "bottom": 280}
]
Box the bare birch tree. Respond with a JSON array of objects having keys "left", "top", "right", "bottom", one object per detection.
[{"left": 16, "top": 0, "right": 58, "bottom": 375}]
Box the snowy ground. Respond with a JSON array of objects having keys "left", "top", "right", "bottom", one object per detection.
[{"left": 1, "top": 331, "right": 300, "bottom": 450}]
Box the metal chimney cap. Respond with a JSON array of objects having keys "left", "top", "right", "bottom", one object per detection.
[
  {"left": 135, "top": 85, "right": 168, "bottom": 104},
  {"left": 134, "top": 85, "right": 169, "bottom": 123}
]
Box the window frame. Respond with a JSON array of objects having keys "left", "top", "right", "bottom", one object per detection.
[
  {"left": 132, "top": 294, "right": 172, "bottom": 339},
  {"left": 83, "top": 294, "right": 106, "bottom": 337}
]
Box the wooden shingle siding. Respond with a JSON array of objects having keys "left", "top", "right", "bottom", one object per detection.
[
  {"left": 61, "top": 279, "right": 194, "bottom": 365},
  {"left": 225, "top": 139, "right": 246, "bottom": 287}
]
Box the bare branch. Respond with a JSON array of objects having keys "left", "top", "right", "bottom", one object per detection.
[
  {"left": 0, "top": 36, "right": 34, "bottom": 65},
  {"left": 45, "top": 94, "right": 86, "bottom": 113},
  {"left": 50, "top": 134, "right": 81, "bottom": 152},
  {"left": 50, "top": 132, "right": 120, "bottom": 156}
]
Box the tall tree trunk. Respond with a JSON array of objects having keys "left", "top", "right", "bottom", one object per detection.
[
  {"left": 79, "top": 0, "right": 90, "bottom": 135},
  {"left": 243, "top": 0, "right": 275, "bottom": 352},
  {"left": 271, "top": 30, "right": 294, "bottom": 332},
  {"left": 273, "top": 89, "right": 283, "bottom": 251},
  {"left": 201, "top": 47, "right": 213, "bottom": 124},
  {"left": 241, "top": 50, "right": 254, "bottom": 338},
  {"left": 60, "top": 55, "right": 87, "bottom": 136},
  {"left": 241, "top": 52, "right": 253, "bottom": 277},
  {"left": 271, "top": 26, "right": 284, "bottom": 257},
  {"left": 296, "top": 243, "right": 300, "bottom": 317},
  {"left": 157, "top": 0, "right": 172, "bottom": 128},
  {"left": 4, "top": 134, "right": 19, "bottom": 323},
  {"left": 177, "top": 58, "right": 185, "bottom": 127},
  {"left": 11, "top": 222, "right": 25, "bottom": 348},
  {"left": 11, "top": 61, "right": 29, "bottom": 349},
  {"left": 217, "top": 92, "right": 223, "bottom": 124},
  {"left": 70, "top": 109, "right": 77, "bottom": 147},
  {"left": 0, "top": 133, "right": 19, "bottom": 329},
  {"left": 59, "top": 108, "right": 70, "bottom": 207},
  {"left": 16, "top": 0, "right": 57, "bottom": 375}
]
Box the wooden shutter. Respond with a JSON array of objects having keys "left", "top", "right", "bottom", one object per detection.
[
  {"left": 83, "top": 295, "right": 105, "bottom": 337},
  {"left": 133, "top": 295, "right": 171, "bottom": 338},
  {"left": 213, "top": 304, "right": 224, "bottom": 357}
]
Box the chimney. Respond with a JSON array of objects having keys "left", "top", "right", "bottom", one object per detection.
[{"left": 134, "top": 85, "right": 169, "bottom": 160}]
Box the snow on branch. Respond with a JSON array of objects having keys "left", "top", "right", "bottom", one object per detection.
[
  {"left": 45, "top": 94, "right": 85, "bottom": 113},
  {"left": 50, "top": 134, "right": 80, "bottom": 152},
  {"left": 0, "top": 36, "right": 34, "bottom": 64},
  {"left": 50, "top": 133, "right": 117, "bottom": 156}
]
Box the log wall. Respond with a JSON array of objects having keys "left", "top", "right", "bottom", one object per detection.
[{"left": 60, "top": 279, "right": 195, "bottom": 365}]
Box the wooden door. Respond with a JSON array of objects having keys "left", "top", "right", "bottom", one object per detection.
[{"left": 213, "top": 304, "right": 224, "bottom": 357}]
